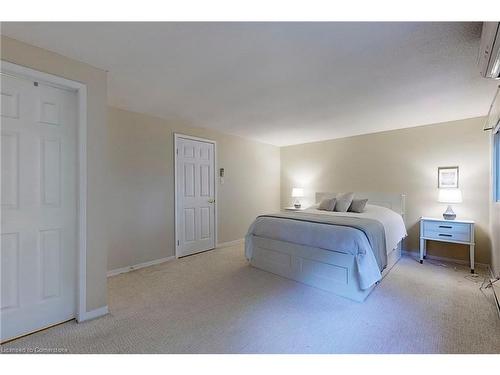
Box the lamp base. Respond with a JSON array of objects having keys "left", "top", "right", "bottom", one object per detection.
[
  {"left": 442, "top": 205, "right": 456, "bottom": 220},
  {"left": 294, "top": 198, "right": 302, "bottom": 209}
]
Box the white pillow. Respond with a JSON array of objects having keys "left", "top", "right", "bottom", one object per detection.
[{"left": 334, "top": 192, "right": 354, "bottom": 212}]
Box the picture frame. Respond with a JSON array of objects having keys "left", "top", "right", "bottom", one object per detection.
[{"left": 438, "top": 166, "right": 459, "bottom": 188}]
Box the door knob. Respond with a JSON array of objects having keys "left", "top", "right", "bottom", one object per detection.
[{"left": 208, "top": 198, "right": 215, "bottom": 203}]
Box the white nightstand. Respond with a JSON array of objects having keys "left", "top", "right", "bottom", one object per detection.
[
  {"left": 283, "top": 207, "right": 306, "bottom": 211},
  {"left": 419, "top": 217, "right": 475, "bottom": 273}
]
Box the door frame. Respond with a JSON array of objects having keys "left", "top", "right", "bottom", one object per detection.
[
  {"left": 173, "top": 133, "right": 217, "bottom": 258},
  {"left": 1, "top": 60, "right": 89, "bottom": 322}
]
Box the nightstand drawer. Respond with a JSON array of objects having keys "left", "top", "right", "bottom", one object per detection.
[
  {"left": 423, "top": 221, "right": 470, "bottom": 235},
  {"left": 423, "top": 230, "right": 470, "bottom": 242}
]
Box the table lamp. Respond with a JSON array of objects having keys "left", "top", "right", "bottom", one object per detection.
[
  {"left": 438, "top": 188, "right": 462, "bottom": 220},
  {"left": 291, "top": 188, "right": 304, "bottom": 208}
]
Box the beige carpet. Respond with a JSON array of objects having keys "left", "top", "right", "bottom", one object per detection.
[{"left": 2, "top": 244, "right": 500, "bottom": 353}]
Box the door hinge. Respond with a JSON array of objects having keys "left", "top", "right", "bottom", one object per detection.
[
  {"left": 176, "top": 148, "right": 178, "bottom": 155},
  {"left": 177, "top": 240, "right": 179, "bottom": 246}
]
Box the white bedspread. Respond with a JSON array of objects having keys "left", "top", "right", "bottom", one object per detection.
[{"left": 303, "top": 204, "right": 407, "bottom": 255}]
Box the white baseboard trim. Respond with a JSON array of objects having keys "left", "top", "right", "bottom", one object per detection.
[
  {"left": 402, "top": 250, "right": 489, "bottom": 269},
  {"left": 217, "top": 238, "right": 244, "bottom": 248},
  {"left": 78, "top": 305, "right": 108, "bottom": 322},
  {"left": 107, "top": 256, "right": 175, "bottom": 277}
]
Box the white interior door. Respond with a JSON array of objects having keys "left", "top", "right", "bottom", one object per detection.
[
  {"left": 1, "top": 74, "right": 77, "bottom": 342},
  {"left": 176, "top": 136, "right": 216, "bottom": 257}
]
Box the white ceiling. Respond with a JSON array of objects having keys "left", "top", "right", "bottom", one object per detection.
[{"left": 2, "top": 22, "right": 498, "bottom": 146}]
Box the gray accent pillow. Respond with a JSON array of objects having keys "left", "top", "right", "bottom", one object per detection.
[
  {"left": 334, "top": 192, "right": 355, "bottom": 212},
  {"left": 349, "top": 198, "right": 368, "bottom": 213},
  {"left": 318, "top": 198, "right": 336, "bottom": 211}
]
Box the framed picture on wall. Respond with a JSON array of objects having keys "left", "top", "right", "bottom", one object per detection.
[{"left": 438, "top": 166, "right": 459, "bottom": 188}]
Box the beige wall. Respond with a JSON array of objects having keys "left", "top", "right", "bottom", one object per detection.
[
  {"left": 281, "top": 117, "right": 492, "bottom": 264},
  {"left": 1, "top": 36, "right": 280, "bottom": 305},
  {"left": 1, "top": 36, "right": 109, "bottom": 311},
  {"left": 107, "top": 107, "right": 280, "bottom": 271}
]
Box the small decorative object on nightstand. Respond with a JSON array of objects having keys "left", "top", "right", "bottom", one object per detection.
[
  {"left": 291, "top": 187, "right": 304, "bottom": 208},
  {"left": 419, "top": 217, "right": 475, "bottom": 273}
]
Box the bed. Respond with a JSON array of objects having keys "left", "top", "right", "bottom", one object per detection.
[{"left": 245, "top": 192, "right": 407, "bottom": 302}]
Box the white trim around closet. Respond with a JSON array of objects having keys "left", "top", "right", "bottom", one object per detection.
[{"left": 0, "top": 60, "right": 93, "bottom": 322}]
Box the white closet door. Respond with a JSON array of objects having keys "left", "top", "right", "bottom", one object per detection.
[
  {"left": 176, "top": 137, "right": 215, "bottom": 257},
  {"left": 1, "top": 74, "right": 77, "bottom": 342}
]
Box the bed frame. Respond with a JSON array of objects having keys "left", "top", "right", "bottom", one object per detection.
[{"left": 248, "top": 192, "right": 406, "bottom": 302}]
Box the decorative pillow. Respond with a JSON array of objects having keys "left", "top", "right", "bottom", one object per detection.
[
  {"left": 334, "top": 192, "right": 355, "bottom": 212},
  {"left": 318, "top": 198, "right": 336, "bottom": 211},
  {"left": 349, "top": 198, "right": 368, "bottom": 213}
]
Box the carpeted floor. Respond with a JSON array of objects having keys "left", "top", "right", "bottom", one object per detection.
[{"left": 2, "top": 244, "right": 500, "bottom": 353}]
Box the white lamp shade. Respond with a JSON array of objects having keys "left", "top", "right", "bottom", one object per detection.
[
  {"left": 291, "top": 188, "right": 304, "bottom": 198},
  {"left": 438, "top": 189, "right": 462, "bottom": 203}
]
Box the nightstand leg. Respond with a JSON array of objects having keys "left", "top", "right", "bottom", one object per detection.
[
  {"left": 419, "top": 238, "right": 425, "bottom": 264},
  {"left": 470, "top": 244, "right": 475, "bottom": 274}
]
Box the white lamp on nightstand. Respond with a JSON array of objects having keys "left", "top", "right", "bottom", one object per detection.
[
  {"left": 438, "top": 188, "right": 462, "bottom": 220},
  {"left": 291, "top": 187, "right": 304, "bottom": 208}
]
